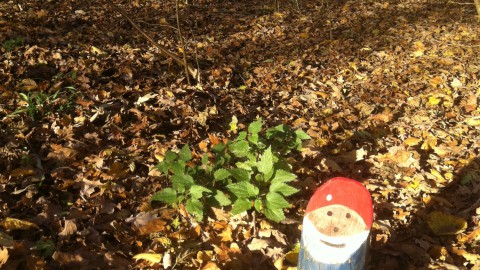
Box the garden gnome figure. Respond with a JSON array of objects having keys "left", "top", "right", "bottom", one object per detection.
[{"left": 298, "top": 177, "right": 373, "bottom": 270}]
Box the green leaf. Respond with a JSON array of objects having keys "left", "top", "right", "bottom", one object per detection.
[
  {"left": 36, "top": 239, "right": 56, "bottom": 258},
  {"left": 171, "top": 174, "right": 194, "bottom": 190},
  {"left": 248, "top": 117, "right": 262, "bottom": 134},
  {"left": 214, "top": 169, "right": 231, "bottom": 181},
  {"left": 254, "top": 198, "right": 263, "bottom": 212},
  {"left": 201, "top": 153, "right": 209, "bottom": 165},
  {"left": 227, "top": 181, "right": 259, "bottom": 198},
  {"left": 231, "top": 198, "right": 252, "bottom": 215},
  {"left": 265, "top": 192, "right": 290, "bottom": 209},
  {"left": 269, "top": 182, "right": 299, "bottom": 196},
  {"left": 235, "top": 161, "right": 252, "bottom": 171},
  {"left": 264, "top": 207, "right": 286, "bottom": 222},
  {"left": 171, "top": 161, "right": 185, "bottom": 175},
  {"left": 257, "top": 147, "right": 274, "bottom": 175},
  {"left": 230, "top": 140, "right": 250, "bottom": 157},
  {"left": 236, "top": 131, "right": 247, "bottom": 141},
  {"left": 165, "top": 151, "right": 177, "bottom": 162},
  {"left": 190, "top": 185, "right": 212, "bottom": 199},
  {"left": 155, "top": 161, "right": 170, "bottom": 175},
  {"left": 295, "top": 129, "right": 311, "bottom": 140},
  {"left": 271, "top": 170, "right": 297, "bottom": 184},
  {"left": 151, "top": 188, "right": 177, "bottom": 203},
  {"left": 248, "top": 133, "right": 259, "bottom": 145},
  {"left": 229, "top": 168, "right": 251, "bottom": 182},
  {"left": 214, "top": 190, "right": 232, "bottom": 206},
  {"left": 186, "top": 200, "right": 203, "bottom": 219},
  {"left": 212, "top": 143, "right": 225, "bottom": 153},
  {"left": 179, "top": 144, "right": 192, "bottom": 162}
]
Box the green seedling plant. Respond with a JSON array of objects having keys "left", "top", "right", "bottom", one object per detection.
[
  {"left": 151, "top": 117, "right": 310, "bottom": 222},
  {"left": 2, "top": 37, "right": 24, "bottom": 51}
]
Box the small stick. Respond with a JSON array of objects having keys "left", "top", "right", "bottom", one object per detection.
[
  {"left": 105, "top": 0, "right": 200, "bottom": 81},
  {"left": 175, "top": 0, "right": 191, "bottom": 85}
]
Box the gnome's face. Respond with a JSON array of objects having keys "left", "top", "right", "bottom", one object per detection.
[
  {"left": 308, "top": 204, "right": 367, "bottom": 238},
  {"left": 302, "top": 204, "right": 370, "bottom": 264}
]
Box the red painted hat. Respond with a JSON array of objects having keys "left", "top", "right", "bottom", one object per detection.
[{"left": 305, "top": 177, "right": 373, "bottom": 228}]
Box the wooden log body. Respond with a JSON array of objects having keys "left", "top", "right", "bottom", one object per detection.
[{"left": 298, "top": 177, "right": 373, "bottom": 270}]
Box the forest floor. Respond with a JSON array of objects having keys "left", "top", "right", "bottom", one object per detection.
[{"left": 1, "top": 0, "right": 480, "bottom": 269}]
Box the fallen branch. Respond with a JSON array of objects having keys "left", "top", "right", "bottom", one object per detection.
[{"left": 105, "top": 0, "right": 200, "bottom": 82}]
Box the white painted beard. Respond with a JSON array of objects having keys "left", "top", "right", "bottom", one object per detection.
[{"left": 301, "top": 216, "right": 370, "bottom": 264}]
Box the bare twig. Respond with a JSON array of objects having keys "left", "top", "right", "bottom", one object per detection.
[
  {"left": 176, "top": 0, "right": 191, "bottom": 85},
  {"left": 105, "top": 0, "right": 200, "bottom": 81}
]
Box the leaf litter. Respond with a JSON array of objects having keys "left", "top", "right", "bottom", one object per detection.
[{"left": 0, "top": 0, "right": 480, "bottom": 269}]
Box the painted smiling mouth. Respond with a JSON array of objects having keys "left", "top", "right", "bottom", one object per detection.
[{"left": 320, "top": 240, "right": 346, "bottom": 248}]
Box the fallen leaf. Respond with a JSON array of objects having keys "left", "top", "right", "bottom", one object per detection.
[
  {"left": 465, "top": 117, "right": 480, "bottom": 126},
  {"left": 247, "top": 238, "right": 270, "bottom": 251},
  {"left": 138, "top": 219, "right": 166, "bottom": 235},
  {"left": 10, "top": 167, "right": 36, "bottom": 177},
  {"left": 133, "top": 253, "right": 162, "bottom": 264},
  {"left": 0, "top": 247, "right": 8, "bottom": 267},
  {"left": 450, "top": 78, "right": 462, "bottom": 88},
  {"left": 202, "top": 262, "right": 221, "bottom": 270},
  {"left": 427, "top": 211, "right": 467, "bottom": 235},
  {"left": 285, "top": 243, "right": 300, "bottom": 264},
  {"left": 1, "top": 217, "right": 39, "bottom": 230},
  {"left": 404, "top": 137, "right": 422, "bottom": 147},
  {"left": 19, "top": 78, "right": 37, "bottom": 91},
  {"left": 59, "top": 219, "right": 77, "bottom": 236},
  {"left": 0, "top": 231, "right": 13, "bottom": 247}
]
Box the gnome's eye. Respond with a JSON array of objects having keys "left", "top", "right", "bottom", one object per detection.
[
  {"left": 327, "top": 211, "right": 333, "bottom": 216},
  {"left": 346, "top": 213, "right": 351, "bottom": 219}
]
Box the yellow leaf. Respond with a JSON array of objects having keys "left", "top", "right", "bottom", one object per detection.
[
  {"left": 90, "top": 46, "right": 105, "bottom": 55},
  {"left": 159, "top": 18, "right": 169, "bottom": 25},
  {"left": 421, "top": 136, "right": 437, "bottom": 150},
  {"left": 285, "top": 243, "right": 300, "bottom": 264},
  {"left": 274, "top": 256, "right": 284, "bottom": 270},
  {"left": 229, "top": 115, "right": 238, "bottom": 132},
  {"left": 19, "top": 78, "right": 38, "bottom": 91},
  {"left": 133, "top": 253, "right": 163, "bottom": 263},
  {"left": 299, "top": 32, "right": 309, "bottom": 39},
  {"left": 412, "top": 50, "right": 423, "bottom": 57},
  {"left": 427, "top": 211, "right": 467, "bottom": 236},
  {"left": 465, "top": 117, "right": 480, "bottom": 126},
  {"left": 0, "top": 247, "right": 8, "bottom": 268},
  {"left": 404, "top": 137, "right": 421, "bottom": 146},
  {"left": 430, "top": 169, "right": 446, "bottom": 183},
  {"left": 10, "top": 167, "right": 36, "bottom": 177},
  {"left": 1, "top": 217, "right": 39, "bottom": 230},
  {"left": 202, "top": 262, "right": 221, "bottom": 270},
  {"left": 427, "top": 96, "right": 442, "bottom": 106}
]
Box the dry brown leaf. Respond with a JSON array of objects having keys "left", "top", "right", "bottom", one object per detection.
[
  {"left": 10, "top": 167, "right": 36, "bottom": 177},
  {"left": 459, "top": 226, "right": 480, "bottom": 243},
  {"left": 19, "top": 78, "right": 38, "bottom": 91},
  {"left": 247, "top": 238, "right": 270, "bottom": 251},
  {"left": 218, "top": 225, "right": 233, "bottom": 242},
  {"left": 59, "top": 219, "right": 77, "bottom": 236},
  {"left": 137, "top": 219, "right": 166, "bottom": 235}
]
